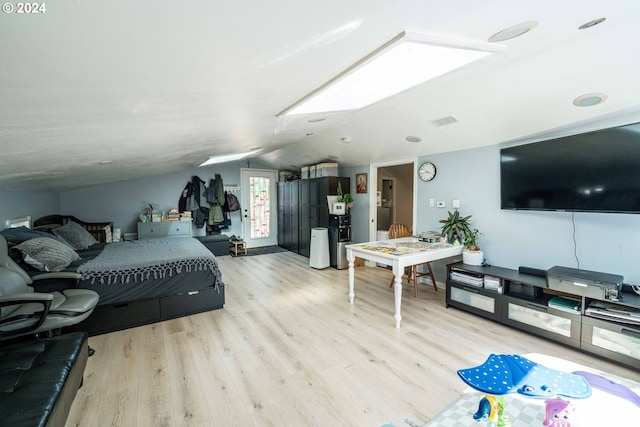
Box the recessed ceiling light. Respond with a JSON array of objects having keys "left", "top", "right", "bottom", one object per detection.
[
  {"left": 98, "top": 160, "right": 113, "bottom": 165},
  {"left": 488, "top": 21, "right": 538, "bottom": 43},
  {"left": 579, "top": 18, "right": 606, "bottom": 30},
  {"left": 573, "top": 93, "right": 607, "bottom": 107},
  {"left": 405, "top": 136, "right": 422, "bottom": 143},
  {"left": 306, "top": 132, "right": 314, "bottom": 136},
  {"left": 307, "top": 117, "right": 326, "bottom": 123},
  {"left": 341, "top": 137, "right": 351, "bottom": 144}
]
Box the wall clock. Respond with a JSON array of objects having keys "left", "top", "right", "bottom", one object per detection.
[{"left": 418, "top": 162, "right": 437, "bottom": 182}]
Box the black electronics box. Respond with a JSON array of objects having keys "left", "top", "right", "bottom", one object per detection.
[{"left": 508, "top": 281, "right": 543, "bottom": 300}]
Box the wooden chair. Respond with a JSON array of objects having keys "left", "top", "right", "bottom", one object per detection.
[
  {"left": 387, "top": 223, "right": 413, "bottom": 292},
  {"left": 387, "top": 223, "right": 438, "bottom": 297}
]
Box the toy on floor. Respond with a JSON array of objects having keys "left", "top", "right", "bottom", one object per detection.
[
  {"left": 458, "top": 354, "right": 591, "bottom": 427},
  {"left": 542, "top": 398, "right": 574, "bottom": 427},
  {"left": 457, "top": 354, "right": 591, "bottom": 398},
  {"left": 573, "top": 371, "right": 640, "bottom": 408},
  {"left": 473, "top": 395, "right": 511, "bottom": 427}
]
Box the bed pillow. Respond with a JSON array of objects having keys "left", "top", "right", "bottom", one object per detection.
[
  {"left": 14, "top": 237, "right": 80, "bottom": 272},
  {"left": 0, "top": 225, "right": 67, "bottom": 245},
  {"left": 53, "top": 221, "right": 98, "bottom": 250},
  {"left": 102, "top": 225, "right": 113, "bottom": 243}
]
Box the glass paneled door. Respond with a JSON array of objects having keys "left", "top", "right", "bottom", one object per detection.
[{"left": 241, "top": 168, "right": 278, "bottom": 248}]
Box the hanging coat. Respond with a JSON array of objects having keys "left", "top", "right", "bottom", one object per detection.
[{"left": 178, "top": 181, "right": 193, "bottom": 212}]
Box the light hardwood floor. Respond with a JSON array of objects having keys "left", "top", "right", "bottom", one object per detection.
[{"left": 66, "top": 252, "right": 639, "bottom": 426}]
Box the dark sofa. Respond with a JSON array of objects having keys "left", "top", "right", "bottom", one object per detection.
[{"left": 0, "top": 332, "right": 89, "bottom": 427}]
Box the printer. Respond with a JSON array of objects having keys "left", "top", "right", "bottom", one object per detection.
[{"left": 546, "top": 266, "right": 623, "bottom": 301}]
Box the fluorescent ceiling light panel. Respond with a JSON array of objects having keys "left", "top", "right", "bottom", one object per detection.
[
  {"left": 198, "top": 148, "right": 262, "bottom": 167},
  {"left": 278, "top": 32, "right": 494, "bottom": 116}
]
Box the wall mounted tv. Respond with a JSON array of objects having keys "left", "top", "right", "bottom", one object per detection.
[{"left": 500, "top": 121, "right": 640, "bottom": 213}]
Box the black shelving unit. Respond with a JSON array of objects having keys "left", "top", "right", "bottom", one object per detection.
[
  {"left": 446, "top": 262, "right": 640, "bottom": 369},
  {"left": 277, "top": 176, "right": 349, "bottom": 258}
]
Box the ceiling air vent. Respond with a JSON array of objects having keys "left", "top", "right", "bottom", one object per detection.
[{"left": 431, "top": 115, "right": 458, "bottom": 127}]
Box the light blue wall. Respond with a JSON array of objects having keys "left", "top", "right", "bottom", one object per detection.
[
  {"left": 59, "top": 159, "right": 272, "bottom": 237},
  {"left": 5, "top": 147, "right": 639, "bottom": 284},
  {"left": 339, "top": 165, "right": 370, "bottom": 243},
  {"left": 416, "top": 144, "right": 640, "bottom": 284},
  {"left": 0, "top": 190, "right": 59, "bottom": 228}
]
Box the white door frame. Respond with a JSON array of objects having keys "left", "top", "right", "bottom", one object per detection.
[
  {"left": 241, "top": 168, "right": 278, "bottom": 248},
  {"left": 368, "top": 158, "right": 417, "bottom": 243}
]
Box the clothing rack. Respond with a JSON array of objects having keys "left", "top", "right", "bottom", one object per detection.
[{"left": 224, "top": 184, "right": 241, "bottom": 193}]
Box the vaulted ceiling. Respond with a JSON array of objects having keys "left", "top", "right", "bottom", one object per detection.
[{"left": 2, "top": 1, "right": 640, "bottom": 192}]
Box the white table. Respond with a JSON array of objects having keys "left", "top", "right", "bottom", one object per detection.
[{"left": 346, "top": 237, "right": 463, "bottom": 328}]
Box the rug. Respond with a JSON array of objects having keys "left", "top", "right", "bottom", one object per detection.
[
  {"left": 236, "top": 245, "right": 288, "bottom": 256},
  {"left": 414, "top": 392, "right": 545, "bottom": 427}
]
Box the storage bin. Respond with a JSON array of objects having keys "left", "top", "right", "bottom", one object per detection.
[
  {"left": 301, "top": 166, "right": 310, "bottom": 179},
  {"left": 279, "top": 171, "right": 293, "bottom": 181},
  {"left": 309, "top": 165, "right": 316, "bottom": 178},
  {"left": 316, "top": 162, "right": 339, "bottom": 177}
]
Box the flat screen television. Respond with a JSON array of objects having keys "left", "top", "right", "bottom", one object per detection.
[{"left": 500, "top": 121, "right": 640, "bottom": 213}]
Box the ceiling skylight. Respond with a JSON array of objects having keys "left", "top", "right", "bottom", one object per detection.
[
  {"left": 277, "top": 32, "right": 495, "bottom": 116},
  {"left": 198, "top": 148, "right": 262, "bottom": 167}
]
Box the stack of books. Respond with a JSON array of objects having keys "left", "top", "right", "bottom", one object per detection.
[
  {"left": 548, "top": 296, "right": 581, "bottom": 314},
  {"left": 166, "top": 209, "right": 181, "bottom": 221},
  {"left": 180, "top": 211, "right": 193, "bottom": 221}
]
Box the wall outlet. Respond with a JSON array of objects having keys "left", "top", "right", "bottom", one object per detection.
[
  {"left": 437, "top": 201, "right": 446, "bottom": 208},
  {"left": 429, "top": 198, "right": 435, "bottom": 207}
]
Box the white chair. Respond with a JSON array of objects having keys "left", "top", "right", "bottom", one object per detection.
[{"left": 0, "top": 235, "right": 99, "bottom": 340}]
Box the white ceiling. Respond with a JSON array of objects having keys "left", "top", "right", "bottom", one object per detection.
[{"left": 2, "top": 1, "right": 640, "bottom": 192}]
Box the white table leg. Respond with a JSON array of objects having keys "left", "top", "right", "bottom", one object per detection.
[
  {"left": 393, "top": 263, "right": 402, "bottom": 328},
  {"left": 347, "top": 249, "right": 355, "bottom": 304}
]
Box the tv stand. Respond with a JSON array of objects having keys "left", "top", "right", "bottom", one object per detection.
[{"left": 446, "top": 262, "right": 640, "bottom": 369}]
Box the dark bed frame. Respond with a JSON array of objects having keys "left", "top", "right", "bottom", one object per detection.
[
  {"left": 33, "top": 215, "right": 225, "bottom": 336},
  {"left": 72, "top": 283, "right": 225, "bottom": 336},
  {"left": 34, "top": 215, "right": 113, "bottom": 243}
]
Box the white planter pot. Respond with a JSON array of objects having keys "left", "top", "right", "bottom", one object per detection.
[
  {"left": 331, "top": 202, "right": 346, "bottom": 215},
  {"left": 463, "top": 249, "right": 484, "bottom": 266}
]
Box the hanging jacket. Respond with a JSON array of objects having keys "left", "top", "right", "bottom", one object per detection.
[
  {"left": 191, "top": 176, "right": 207, "bottom": 208},
  {"left": 215, "top": 174, "right": 225, "bottom": 206},
  {"left": 178, "top": 181, "right": 193, "bottom": 212},
  {"left": 208, "top": 204, "right": 224, "bottom": 225},
  {"left": 205, "top": 178, "right": 219, "bottom": 204}
]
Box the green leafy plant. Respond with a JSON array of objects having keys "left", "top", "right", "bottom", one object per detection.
[
  {"left": 464, "top": 228, "right": 482, "bottom": 252},
  {"left": 439, "top": 210, "right": 479, "bottom": 249},
  {"left": 336, "top": 182, "right": 354, "bottom": 204}
]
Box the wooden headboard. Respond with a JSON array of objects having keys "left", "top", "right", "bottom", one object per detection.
[{"left": 33, "top": 215, "right": 114, "bottom": 243}]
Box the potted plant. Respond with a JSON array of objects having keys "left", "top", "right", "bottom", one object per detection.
[
  {"left": 336, "top": 182, "right": 354, "bottom": 211},
  {"left": 439, "top": 210, "right": 472, "bottom": 245},
  {"left": 439, "top": 210, "right": 484, "bottom": 265},
  {"left": 462, "top": 228, "right": 484, "bottom": 266}
]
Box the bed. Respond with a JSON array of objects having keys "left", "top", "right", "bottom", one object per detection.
[{"left": 2, "top": 216, "right": 225, "bottom": 335}]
